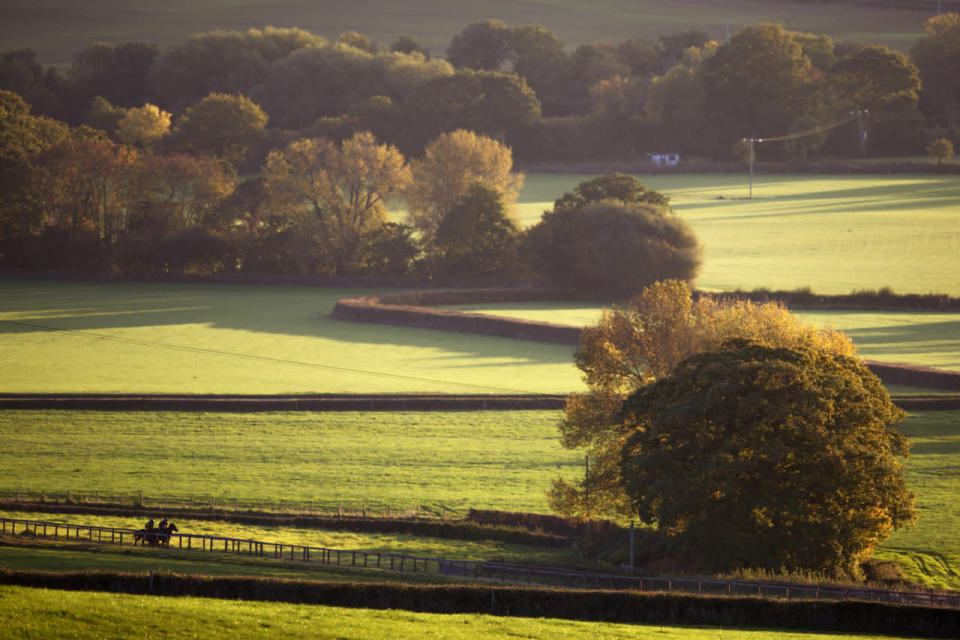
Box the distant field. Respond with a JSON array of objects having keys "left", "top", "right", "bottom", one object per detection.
[
  {"left": 0, "top": 410, "right": 580, "bottom": 514},
  {"left": 1, "top": 586, "right": 922, "bottom": 640},
  {"left": 0, "top": 409, "right": 957, "bottom": 589},
  {"left": 451, "top": 302, "right": 960, "bottom": 371},
  {"left": 518, "top": 174, "right": 960, "bottom": 297},
  {"left": 0, "top": 279, "right": 581, "bottom": 394},
  {"left": 0, "top": 0, "right": 933, "bottom": 65}
]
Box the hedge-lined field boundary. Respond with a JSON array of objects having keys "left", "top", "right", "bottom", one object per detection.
[
  {"left": 1, "top": 392, "right": 955, "bottom": 410},
  {"left": 332, "top": 289, "right": 960, "bottom": 392},
  {"left": 2, "top": 569, "right": 959, "bottom": 637}
]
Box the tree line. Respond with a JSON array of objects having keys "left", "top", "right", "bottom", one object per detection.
[
  {"left": 2, "top": 16, "right": 959, "bottom": 165},
  {"left": 0, "top": 90, "right": 700, "bottom": 296}
]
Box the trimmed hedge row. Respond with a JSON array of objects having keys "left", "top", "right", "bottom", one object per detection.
[
  {"left": 0, "top": 394, "right": 567, "bottom": 411},
  {"left": 2, "top": 569, "right": 958, "bottom": 637},
  {"left": 0, "top": 502, "right": 570, "bottom": 548}
]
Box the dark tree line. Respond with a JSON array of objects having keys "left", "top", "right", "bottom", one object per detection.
[{"left": 2, "top": 17, "right": 959, "bottom": 165}]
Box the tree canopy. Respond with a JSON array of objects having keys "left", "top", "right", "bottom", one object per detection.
[
  {"left": 548, "top": 279, "right": 857, "bottom": 520},
  {"left": 618, "top": 339, "right": 917, "bottom": 577},
  {"left": 522, "top": 175, "right": 698, "bottom": 299}
]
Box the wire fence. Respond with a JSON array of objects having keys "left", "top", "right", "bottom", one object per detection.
[
  {"left": 3, "top": 516, "right": 960, "bottom": 609},
  {"left": 0, "top": 488, "right": 464, "bottom": 520}
]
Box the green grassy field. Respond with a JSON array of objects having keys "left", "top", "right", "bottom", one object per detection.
[
  {"left": 0, "top": 279, "right": 582, "bottom": 394},
  {"left": 1, "top": 409, "right": 958, "bottom": 589},
  {"left": 450, "top": 302, "right": 960, "bottom": 371},
  {"left": 0, "top": 585, "right": 936, "bottom": 640},
  {"left": 518, "top": 174, "right": 960, "bottom": 297},
  {"left": 0, "top": 510, "right": 573, "bottom": 565},
  {"left": 0, "top": 541, "right": 459, "bottom": 584},
  {"left": 0, "top": 410, "right": 581, "bottom": 514},
  {"left": 1, "top": 0, "right": 932, "bottom": 66}
]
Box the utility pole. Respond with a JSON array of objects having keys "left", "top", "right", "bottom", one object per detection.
[
  {"left": 743, "top": 137, "right": 757, "bottom": 199},
  {"left": 853, "top": 109, "right": 868, "bottom": 157}
]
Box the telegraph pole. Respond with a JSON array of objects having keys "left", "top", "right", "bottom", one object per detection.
[
  {"left": 743, "top": 137, "right": 757, "bottom": 199},
  {"left": 852, "top": 109, "right": 869, "bottom": 157}
]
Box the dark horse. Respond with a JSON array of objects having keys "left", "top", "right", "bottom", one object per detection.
[{"left": 134, "top": 522, "right": 178, "bottom": 547}]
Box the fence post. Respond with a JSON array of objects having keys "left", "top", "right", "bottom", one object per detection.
[
  {"left": 137, "top": 490, "right": 142, "bottom": 507},
  {"left": 67, "top": 490, "right": 71, "bottom": 503}
]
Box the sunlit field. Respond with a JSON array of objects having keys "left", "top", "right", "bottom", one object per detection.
[
  {"left": 518, "top": 174, "right": 960, "bottom": 297},
  {"left": 451, "top": 302, "right": 960, "bottom": 372},
  {"left": 2, "top": 0, "right": 931, "bottom": 66},
  {"left": 0, "top": 280, "right": 581, "bottom": 394},
  {"left": 0, "top": 586, "right": 925, "bottom": 640},
  {"left": 1, "top": 409, "right": 958, "bottom": 589},
  {"left": 0, "top": 410, "right": 580, "bottom": 514}
]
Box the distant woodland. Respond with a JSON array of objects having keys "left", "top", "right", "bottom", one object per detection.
[{"left": 1, "top": 16, "right": 959, "bottom": 279}]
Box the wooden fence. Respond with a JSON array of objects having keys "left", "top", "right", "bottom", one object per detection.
[
  {"left": 3, "top": 516, "right": 960, "bottom": 609},
  {"left": 0, "top": 489, "right": 458, "bottom": 520}
]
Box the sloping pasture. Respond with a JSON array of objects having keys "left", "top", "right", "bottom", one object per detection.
[
  {"left": 0, "top": 279, "right": 582, "bottom": 394},
  {"left": 518, "top": 174, "right": 960, "bottom": 297},
  {"left": 1, "top": 409, "right": 959, "bottom": 589},
  {"left": 1, "top": 585, "right": 926, "bottom": 640},
  {"left": 448, "top": 301, "right": 960, "bottom": 372}
]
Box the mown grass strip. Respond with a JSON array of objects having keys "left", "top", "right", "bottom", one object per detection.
[
  {"left": 2, "top": 571, "right": 959, "bottom": 638},
  {"left": 2, "top": 584, "right": 928, "bottom": 640}
]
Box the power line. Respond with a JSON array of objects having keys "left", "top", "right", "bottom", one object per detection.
[{"left": 1, "top": 319, "right": 542, "bottom": 395}]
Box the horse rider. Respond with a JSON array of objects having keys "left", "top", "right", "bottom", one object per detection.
[
  {"left": 145, "top": 519, "right": 154, "bottom": 532},
  {"left": 158, "top": 518, "right": 168, "bottom": 530}
]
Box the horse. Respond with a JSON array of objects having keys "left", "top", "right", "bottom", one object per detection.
[
  {"left": 157, "top": 522, "right": 178, "bottom": 547},
  {"left": 133, "top": 522, "right": 178, "bottom": 547}
]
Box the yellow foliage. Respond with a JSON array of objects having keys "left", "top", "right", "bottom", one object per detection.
[{"left": 551, "top": 279, "right": 858, "bottom": 519}]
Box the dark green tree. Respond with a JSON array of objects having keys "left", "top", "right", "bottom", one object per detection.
[
  {"left": 830, "top": 45, "right": 922, "bottom": 155},
  {"left": 397, "top": 69, "right": 541, "bottom": 153},
  {"left": 700, "top": 24, "right": 818, "bottom": 150},
  {"left": 618, "top": 340, "right": 918, "bottom": 577},
  {"left": 911, "top": 13, "right": 960, "bottom": 122},
  {"left": 522, "top": 175, "right": 699, "bottom": 299},
  {"left": 166, "top": 92, "right": 268, "bottom": 168},
  {"left": 446, "top": 20, "right": 512, "bottom": 71},
  {"left": 434, "top": 183, "right": 519, "bottom": 277}
]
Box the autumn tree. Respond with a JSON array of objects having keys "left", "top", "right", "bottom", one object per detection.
[
  {"left": 404, "top": 129, "right": 522, "bottom": 256},
  {"left": 28, "top": 131, "right": 138, "bottom": 267},
  {"left": 0, "top": 90, "right": 70, "bottom": 264},
  {"left": 618, "top": 340, "right": 917, "bottom": 577},
  {"left": 548, "top": 279, "right": 857, "bottom": 519},
  {"left": 263, "top": 131, "right": 410, "bottom": 273},
  {"left": 116, "top": 103, "right": 171, "bottom": 148},
  {"left": 927, "top": 137, "right": 955, "bottom": 165}
]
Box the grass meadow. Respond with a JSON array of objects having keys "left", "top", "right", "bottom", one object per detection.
[
  {"left": 518, "top": 174, "right": 960, "bottom": 297},
  {"left": 0, "top": 585, "right": 936, "bottom": 640},
  {"left": 2, "top": 0, "right": 932, "bottom": 66},
  {"left": 1, "top": 409, "right": 958, "bottom": 590},
  {"left": 0, "top": 279, "right": 582, "bottom": 394},
  {"left": 0, "top": 541, "right": 461, "bottom": 584},
  {"left": 450, "top": 302, "right": 960, "bottom": 371},
  {"left": 0, "top": 410, "right": 581, "bottom": 514}
]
